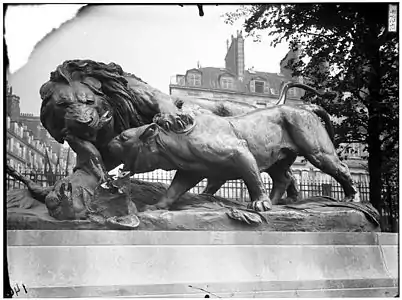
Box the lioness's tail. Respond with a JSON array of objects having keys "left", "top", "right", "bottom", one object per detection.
[
  {"left": 276, "top": 82, "right": 339, "bottom": 106},
  {"left": 302, "top": 105, "right": 335, "bottom": 143}
]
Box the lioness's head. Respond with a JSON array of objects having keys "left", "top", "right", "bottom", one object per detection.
[{"left": 108, "top": 123, "right": 162, "bottom": 173}]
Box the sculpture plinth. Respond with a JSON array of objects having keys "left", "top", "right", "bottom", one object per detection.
[{"left": 7, "top": 230, "right": 398, "bottom": 297}]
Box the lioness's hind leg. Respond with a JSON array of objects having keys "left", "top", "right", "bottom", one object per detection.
[
  {"left": 202, "top": 179, "right": 226, "bottom": 196},
  {"left": 232, "top": 148, "right": 272, "bottom": 211},
  {"left": 267, "top": 152, "right": 297, "bottom": 205},
  {"left": 285, "top": 170, "right": 300, "bottom": 202},
  {"left": 304, "top": 153, "right": 360, "bottom": 202}
]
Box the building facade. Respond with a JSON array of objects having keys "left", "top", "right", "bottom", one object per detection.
[
  {"left": 6, "top": 84, "right": 76, "bottom": 174},
  {"left": 169, "top": 31, "right": 369, "bottom": 184},
  {"left": 170, "top": 31, "right": 305, "bottom": 108}
]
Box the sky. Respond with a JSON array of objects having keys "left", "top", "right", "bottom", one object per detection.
[{"left": 5, "top": 4, "right": 290, "bottom": 115}]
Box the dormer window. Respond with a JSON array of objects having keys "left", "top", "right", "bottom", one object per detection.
[
  {"left": 255, "top": 81, "right": 264, "bottom": 93},
  {"left": 220, "top": 77, "right": 234, "bottom": 90},
  {"left": 187, "top": 72, "right": 201, "bottom": 86},
  {"left": 250, "top": 79, "right": 270, "bottom": 94}
]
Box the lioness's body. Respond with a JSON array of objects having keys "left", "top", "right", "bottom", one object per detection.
[{"left": 109, "top": 105, "right": 359, "bottom": 212}]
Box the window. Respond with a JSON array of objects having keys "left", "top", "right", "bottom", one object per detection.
[
  {"left": 255, "top": 81, "right": 265, "bottom": 93},
  {"left": 187, "top": 73, "right": 201, "bottom": 86},
  {"left": 177, "top": 75, "right": 185, "bottom": 86},
  {"left": 14, "top": 141, "right": 20, "bottom": 156},
  {"left": 20, "top": 145, "right": 25, "bottom": 159},
  {"left": 221, "top": 77, "right": 233, "bottom": 90},
  {"left": 250, "top": 80, "right": 267, "bottom": 94},
  {"left": 9, "top": 137, "right": 14, "bottom": 151}
]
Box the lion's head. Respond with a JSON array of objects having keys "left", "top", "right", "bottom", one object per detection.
[{"left": 39, "top": 60, "right": 157, "bottom": 149}]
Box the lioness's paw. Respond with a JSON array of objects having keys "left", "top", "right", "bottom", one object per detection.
[
  {"left": 153, "top": 112, "right": 195, "bottom": 133},
  {"left": 248, "top": 200, "right": 272, "bottom": 212}
]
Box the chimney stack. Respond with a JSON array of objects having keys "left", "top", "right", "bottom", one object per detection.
[
  {"left": 236, "top": 31, "right": 244, "bottom": 80},
  {"left": 280, "top": 44, "right": 301, "bottom": 78},
  {"left": 224, "top": 32, "right": 245, "bottom": 80}
]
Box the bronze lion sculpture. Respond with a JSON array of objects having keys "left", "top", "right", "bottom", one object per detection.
[
  {"left": 108, "top": 104, "right": 360, "bottom": 212},
  {"left": 10, "top": 59, "right": 339, "bottom": 220}
]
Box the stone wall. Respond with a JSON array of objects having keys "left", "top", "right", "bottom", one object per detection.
[{"left": 7, "top": 231, "right": 398, "bottom": 297}]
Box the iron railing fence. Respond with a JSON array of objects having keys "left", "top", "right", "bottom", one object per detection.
[{"left": 6, "top": 169, "right": 370, "bottom": 201}]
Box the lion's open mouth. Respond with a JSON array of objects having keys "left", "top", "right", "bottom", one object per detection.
[
  {"left": 99, "top": 111, "right": 112, "bottom": 127},
  {"left": 82, "top": 110, "right": 112, "bottom": 129},
  {"left": 63, "top": 104, "right": 113, "bottom": 142}
]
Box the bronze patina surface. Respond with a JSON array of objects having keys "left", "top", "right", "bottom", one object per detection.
[{"left": 7, "top": 59, "right": 373, "bottom": 229}]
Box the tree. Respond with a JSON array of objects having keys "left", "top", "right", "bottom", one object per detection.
[{"left": 225, "top": 4, "right": 399, "bottom": 216}]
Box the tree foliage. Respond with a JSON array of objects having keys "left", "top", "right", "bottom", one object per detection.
[{"left": 225, "top": 4, "right": 399, "bottom": 220}]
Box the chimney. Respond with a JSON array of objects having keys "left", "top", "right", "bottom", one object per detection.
[
  {"left": 236, "top": 31, "right": 245, "bottom": 80},
  {"left": 224, "top": 31, "right": 245, "bottom": 79},
  {"left": 280, "top": 44, "right": 300, "bottom": 78},
  {"left": 7, "top": 94, "right": 20, "bottom": 122}
]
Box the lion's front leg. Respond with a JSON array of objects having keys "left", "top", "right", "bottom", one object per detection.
[
  {"left": 144, "top": 171, "right": 204, "bottom": 211},
  {"left": 65, "top": 134, "right": 110, "bottom": 183},
  {"left": 42, "top": 134, "right": 113, "bottom": 220}
]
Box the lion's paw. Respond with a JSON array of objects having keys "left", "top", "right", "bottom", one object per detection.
[{"left": 248, "top": 199, "right": 272, "bottom": 212}]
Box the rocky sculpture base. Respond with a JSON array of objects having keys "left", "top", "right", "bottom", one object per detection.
[
  {"left": 7, "top": 203, "right": 379, "bottom": 232},
  {"left": 7, "top": 179, "right": 380, "bottom": 232}
]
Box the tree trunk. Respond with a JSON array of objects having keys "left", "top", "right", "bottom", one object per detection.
[
  {"left": 367, "top": 120, "right": 382, "bottom": 212},
  {"left": 386, "top": 175, "right": 399, "bottom": 233},
  {"left": 366, "top": 48, "right": 383, "bottom": 214}
]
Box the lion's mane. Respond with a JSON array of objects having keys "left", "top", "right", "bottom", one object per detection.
[{"left": 40, "top": 59, "right": 164, "bottom": 144}]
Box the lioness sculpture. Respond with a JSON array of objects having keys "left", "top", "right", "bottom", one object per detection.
[{"left": 108, "top": 105, "right": 360, "bottom": 212}]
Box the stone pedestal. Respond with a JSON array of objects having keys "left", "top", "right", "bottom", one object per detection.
[{"left": 7, "top": 231, "right": 398, "bottom": 298}]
